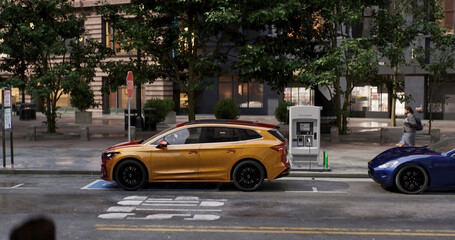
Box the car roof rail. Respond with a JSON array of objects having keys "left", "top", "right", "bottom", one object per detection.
[{"left": 176, "top": 119, "right": 279, "bottom": 129}]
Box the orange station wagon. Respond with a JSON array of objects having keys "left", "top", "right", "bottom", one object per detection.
[{"left": 101, "top": 120, "right": 290, "bottom": 191}]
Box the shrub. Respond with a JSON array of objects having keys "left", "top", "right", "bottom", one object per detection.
[
  {"left": 70, "top": 82, "right": 98, "bottom": 112},
  {"left": 214, "top": 98, "right": 239, "bottom": 119},
  {"left": 275, "top": 101, "right": 294, "bottom": 124},
  {"left": 143, "top": 98, "right": 175, "bottom": 122}
]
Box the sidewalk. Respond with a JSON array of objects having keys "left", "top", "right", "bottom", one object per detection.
[{"left": 0, "top": 112, "right": 454, "bottom": 177}]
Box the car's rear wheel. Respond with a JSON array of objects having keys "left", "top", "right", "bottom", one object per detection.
[
  {"left": 115, "top": 159, "right": 147, "bottom": 191},
  {"left": 395, "top": 165, "right": 428, "bottom": 194},
  {"left": 232, "top": 160, "right": 265, "bottom": 191}
]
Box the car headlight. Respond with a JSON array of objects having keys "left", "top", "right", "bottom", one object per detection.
[
  {"left": 102, "top": 152, "right": 120, "bottom": 159},
  {"left": 378, "top": 160, "right": 399, "bottom": 169}
]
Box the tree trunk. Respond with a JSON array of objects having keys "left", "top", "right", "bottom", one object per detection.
[
  {"left": 187, "top": 90, "right": 196, "bottom": 121},
  {"left": 46, "top": 95, "right": 57, "bottom": 133},
  {"left": 390, "top": 66, "right": 398, "bottom": 127}
]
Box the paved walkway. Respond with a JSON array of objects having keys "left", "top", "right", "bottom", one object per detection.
[{"left": 0, "top": 112, "right": 454, "bottom": 177}]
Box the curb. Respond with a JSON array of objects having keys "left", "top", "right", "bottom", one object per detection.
[
  {"left": 0, "top": 169, "right": 369, "bottom": 178},
  {"left": 0, "top": 169, "right": 101, "bottom": 176}
]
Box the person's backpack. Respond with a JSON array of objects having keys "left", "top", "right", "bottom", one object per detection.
[{"left": 414, "top": 116, "right": 423, "bottom": 131}]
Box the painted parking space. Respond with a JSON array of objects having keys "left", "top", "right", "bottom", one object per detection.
[
  {"left": 81, "top": 180, "right": 119, "bottom": 190},
  {"left": 81, "top": 178, "right": 351, "bottom": 193},
  {"left": 81, "top": 180, "right": 223, "bottom": 191}
]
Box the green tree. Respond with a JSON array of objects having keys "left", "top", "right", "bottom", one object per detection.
[
  {"left": 0, "top": 0, "right": 39, "bottom": 101},
  {"left": 293, "top": 0, "right": 379, "bottom": 134},
  {"left": 226, "top": 0, "right": 316, "bottom": 92},
  {"left": 99, "top": 0, "right": 309, "bottom": 121},
  {"left": 415, "top": 0, "right": 455, "bottom": 134},
  {"left": 0, "top": 0, "right": 110, "bottom": 133},
  {"left": 371, "top": 0, "right": 425, "bottom": 126}
]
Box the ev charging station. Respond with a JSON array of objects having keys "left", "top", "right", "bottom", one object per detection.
[{"left": 288, "top": 106, "right": 329, "bottom": 171}]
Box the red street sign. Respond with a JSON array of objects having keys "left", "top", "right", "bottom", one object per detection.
[{"left": 126, "top": 71, "right": 134, "bottom": 98}]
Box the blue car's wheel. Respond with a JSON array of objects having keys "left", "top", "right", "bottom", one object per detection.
[{"left": 395, "top": 165, "right": 428, "bottom": 194}]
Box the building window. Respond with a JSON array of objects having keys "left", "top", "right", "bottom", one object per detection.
[
  {"left": 218, "top": 76, "right": 263, "bottom": 109},
  {"left": 56, "top": 91, "right": 71, "bottom": 107},
  {"left": 107, "top": 86, "right": 143, "bottom": 109},
  {"left": 352, "top": 85, "right": 388, "bottom": 112},
  {"left": 179, "top": 92, "right": 188, "bottom": 108},
  {"left": 284, "top": 87, "right": 314, "bottom": 105},
  {"left": 102, "top": 21, "right": 129, "bottom": 53}
]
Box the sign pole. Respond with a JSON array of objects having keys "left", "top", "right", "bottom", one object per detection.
[
  {"left": 2, "top": 88, "right": 5, "bottom": 167},
  {"left": 126, "top": 71, "right": 134, "bottom": 142},
  {"left": 2, "top": 88, "right": 12, "bottom": 168},
  {"left": 128, "top": 98, "right": 131, "bottom": 142}
]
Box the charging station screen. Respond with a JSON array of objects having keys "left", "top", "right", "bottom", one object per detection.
[{"left": 297, "top": 122, "right": 313, "bottom": 135}]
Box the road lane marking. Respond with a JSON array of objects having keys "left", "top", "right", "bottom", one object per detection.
[
  {"left": 99, "top": 195, "right": 226, "bottom": 221},
  {"left": 278, "top": 177, "right": 373, "bottom": 182},
  {"left": 0, "top": 183, "right": 25, "bottom": 189},
  {"left": 285, "top": 190, "right": 347, "bottom": 194},
  {"left": 136, "top": 208, "right": 222, "bottom": 212},
  {"left": 95, "top": 224, "right": 455, "bottom": 237}
]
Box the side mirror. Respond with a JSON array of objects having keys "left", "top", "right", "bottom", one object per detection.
[{"left": 156, "top": 140, "right": 168, "bottom": 149}]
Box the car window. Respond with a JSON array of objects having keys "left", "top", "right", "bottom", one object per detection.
[
  {"left": 268, "top": 129, "right": 286, "bottom": 142},
  {"left": 203, "top": 127, "right": 244, "bottom": 143},
  {"left": 154, "top": 127, "right": 202, "bottom": 145},
  {"left": 244, "top": 129, "right": 263, "bottom": 140}
]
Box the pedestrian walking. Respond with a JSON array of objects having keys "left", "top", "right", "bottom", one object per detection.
[{"left": 396, "top": 106, "right": 417, "bottom": 147}]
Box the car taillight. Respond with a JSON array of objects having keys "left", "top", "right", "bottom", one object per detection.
[
  {"left": 271, "top": 144, "right": 286, "bottom": 152},
  {"left": 271, "top": 143, "right": 289, "bottom": 166}
]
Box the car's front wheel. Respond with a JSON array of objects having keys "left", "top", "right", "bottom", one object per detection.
[
  {"left": 115, "top": 159, "right": 147, "bottom": 191},
  {"left": 232, "top": 160, "right": 265, "bottom": 191},
  {"left": 395, "top": 165, "right": 428, "bottom": 194}
]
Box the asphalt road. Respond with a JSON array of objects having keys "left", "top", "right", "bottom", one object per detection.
[{"left": 1, "top": 175, "right": 455, "bottom": 240}]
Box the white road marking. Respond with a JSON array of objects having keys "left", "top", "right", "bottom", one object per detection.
[
  {"left": 285, "top": 190, "right": 347, "bottom": 194},
  {"left": 80, "top": 180, "right": 103, "bottom": 189},
  {"left": 106, "top": 207, "right": 136, "bottom": 213},
  {"left": 118, "top": 200, "right": 144, "bottom": 206},
  {"left": 312, "top": 187, "right": 318, "bottom": 192},
  {"left": 136, "top": 208, "right": 222, "bottom": 212},
  {"left": 99, "top": 195, "right": 226, "bottom": 221},
  {"left": 144, "top": 214, "right": 191, "bottom": 220},
  {"left": 98, "top": 213, "right": 135, "bottom": 220},
  {"left": 200, "top": 201, "right": 225, "bottom": 207},
  {"left": 124, "top": 196, "right": 148, "bottom": 201},
  {"left": 184, "top": 214, "right": 220, "bottom": 221},
  {"left": 142, "top": 203, "right": 199, "bottom": 207},
  {"left": 0, "top": 183, "right": 25, "bottom": 189},
  {"left": 278, "top": 177, "right": 373, "bottom": 182}
]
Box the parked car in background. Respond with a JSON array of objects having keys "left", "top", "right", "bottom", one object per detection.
[
  {"left": 101, "top": 120, "right": 290, "bottom": 191},
  {"left": 368, "top": 138, "right": 455, "bottom": 194}
]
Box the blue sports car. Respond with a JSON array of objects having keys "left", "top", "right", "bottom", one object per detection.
[{"left": 368, "top": 138, "right": 455, "bottom": 194}]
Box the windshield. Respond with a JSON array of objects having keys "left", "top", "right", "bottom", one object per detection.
[
  {"left": 427, "top": 138, "right": 455, "bottom": 153},
  {"left": 143, "top": 126, "right": 176, "bottom": 144}
]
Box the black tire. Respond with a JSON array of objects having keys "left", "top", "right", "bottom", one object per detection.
[
  {"left": 232, "top": 160, "right": 265, "bottom": 191},
  {"left": 395, "top": 165, "right": 428, "bottom": 194},
  {"left": 115, "top": 159, "right": 147, "bottom": 191}
]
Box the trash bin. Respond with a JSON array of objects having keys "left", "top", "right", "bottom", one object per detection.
[
  {"left": 124, "top": 109, "right": 138, "bottom": 130},
  {"left": 14, "top": 102, "right": 22, "bottom": 115},
  {"left": 135, "top": 115, "right": 144, "bottom": 131},
  {"left": 144, "top": 108, "right": 157, "bottom": 131},
  {"left": 19, "top": 103, "right": 36, "bottom": 121}
]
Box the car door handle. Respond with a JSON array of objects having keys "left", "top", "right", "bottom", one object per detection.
[
  {"left": 188, "top": 151, "right": 198, "bottom": 155},
  {"left": 227, "top": 150, "right": 236, "bottom": 154}
]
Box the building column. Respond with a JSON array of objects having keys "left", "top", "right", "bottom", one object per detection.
[{"left": 404, "top": 75, "right": 425, "bottom": 118}]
